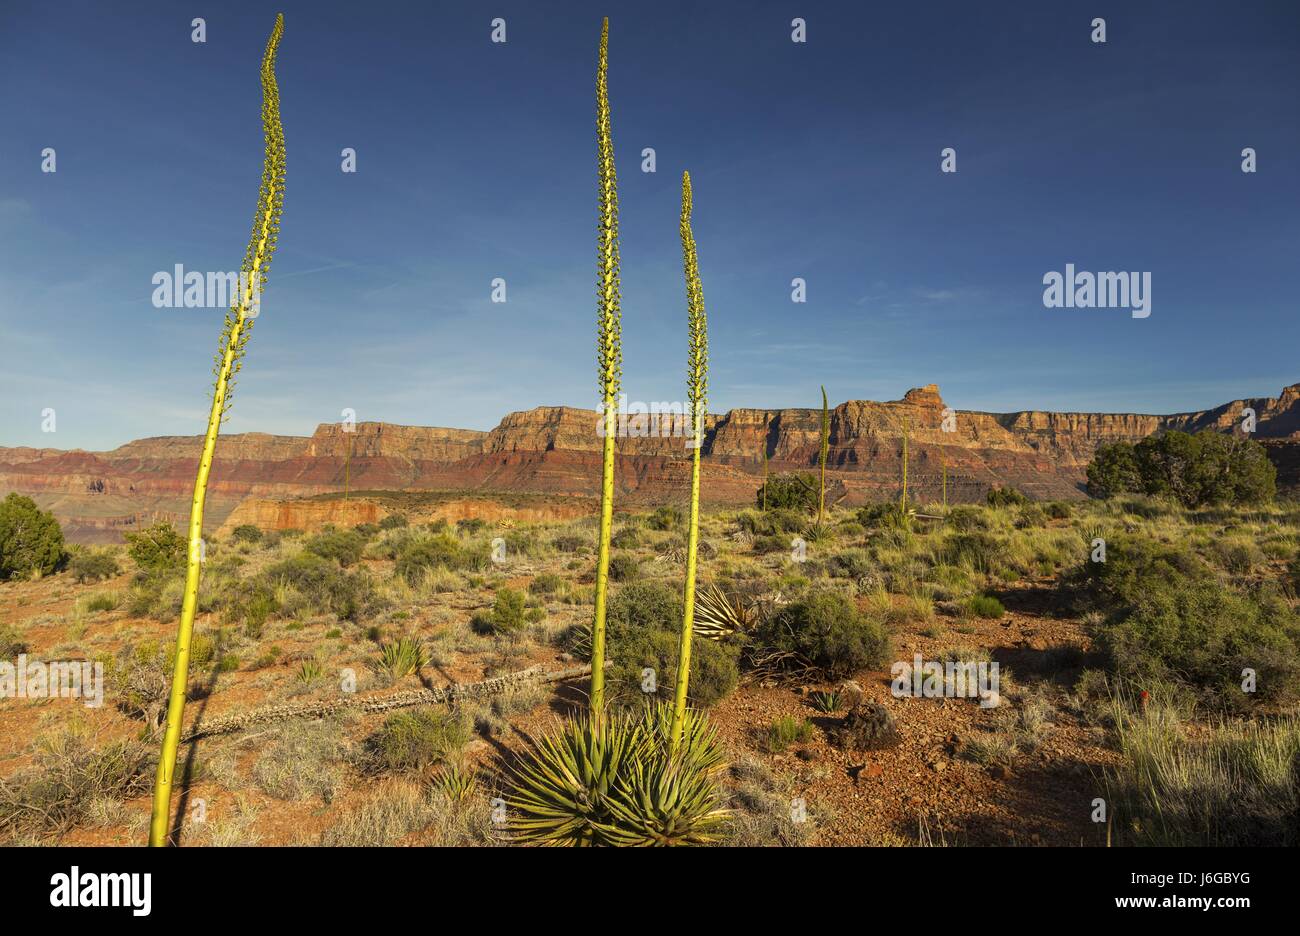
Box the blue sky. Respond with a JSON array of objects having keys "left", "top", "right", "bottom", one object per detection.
[{"left": 2, "top": 0, "right": 1298, "bottom": 450}]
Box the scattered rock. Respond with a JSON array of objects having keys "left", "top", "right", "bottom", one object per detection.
[
  {"left": 829, "top": 701, "right": 899, "bottom": 752},
  {"left": 795, "top": 747, "right": 818, "bottom": 762},
  {"left": 989, "top": 764, "right": 1013, "bottom": 781},
  {"left": 835, "top": 679, "right": 865, "bottom": 709}
]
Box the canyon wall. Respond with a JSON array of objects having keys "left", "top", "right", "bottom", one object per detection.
[{"left": 3, "top": 383, "right": 1297, "bottom": 541}]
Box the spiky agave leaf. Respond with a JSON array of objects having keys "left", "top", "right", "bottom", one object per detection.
[
  {"left": 640, "top": 701, "right": 726, "bottom": 775},
  {"left": 600, "top": 704, "right": 729, "bottom": 846},
  {"left": 693, "top": 582, "right": 756, "bottom": 641},
  {"left": 504, "top": 712, "right": 648, "bottom": 846}
]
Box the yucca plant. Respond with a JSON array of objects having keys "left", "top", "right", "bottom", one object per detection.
[
  {"left": 590, "top": 16, "right": 622, "bottom": 713},
  {"left": 693, "top": 582, "right": 756, "bottom": 640},
  {"left": 818, "top": 386, "right": 829, "bottom": 525},
  {"left": 669, "top": 170, "right": 709, "bottom": 751},
  {"left": 505, "top": 711, "right": 648, "bottom": 846},
  {"left": 810, "top": 689, "right": 842, "bottom": 713},
  {"left": 376, "top": 635, "right": 427, "bottom": 680},
  {"left": 601, "top": 703, "right": 729, "bottom": 846},
  {"left": 148, "top": 13, "right": 286, "bottom": 848},
  {"left": 434, "top": 763, "right": 478, "bottom": 802},
  {"left": 295, "top": 659, "right": 324, "bottom": 687}
]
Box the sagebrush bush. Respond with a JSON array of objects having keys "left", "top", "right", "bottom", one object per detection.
[
  {"left": 230, "top": 524, "right": 263, "bottom": 544},
  {"left": 529, "top": 572, "right": 564, "bottom": 596},
  {"left": 608, "top": 553, "right": 641, "bottom": 582},
  {"left": 605, "top": 582, "right": 740, "bottom": 708},
  {"left": 393, "top": 534, "right": 464, "bottom": 584},
  {"left": 1099, "top": 578, "right": 1300, "bottom": 706},
  {"left": 0, "top": 494, "right": 65, "bottom": 580},
  {"left": 0, "top": 728, "right": 151, "bottom": 835},
  {"left": 647, "top": 505, "right": 683, "bottom": 531},
  {"left": 755, "top": 592, "right": 891, "bottom": 677},
  {"left": 68, "top": 548, "right": 120, "bottom": 584},
  {"left": 261, "top": 552, "right": 378, "bottom": 622},
  {"left": 986, "top": 486, "right": 1028, "bottom": 507},
  {"left": 305, "top": 528, "right": 366, "bottom": 567},
  {"left": 379, "top": 513, "right": 408, "bottom": 530},
  {"left": 610, "top": 527, "right": 641, "bottom": 549}
]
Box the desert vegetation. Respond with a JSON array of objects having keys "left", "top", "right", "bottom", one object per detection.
[{"left": 3, "top": 466, "right": 1297, "bottom": 846}]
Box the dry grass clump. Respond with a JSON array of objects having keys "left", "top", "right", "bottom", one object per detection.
[
  {"left": 0, "top": 726, "right": 152, "bottom": 837},
  {"left": 251, "top": 719, "right": 349, "bottom": 803}
]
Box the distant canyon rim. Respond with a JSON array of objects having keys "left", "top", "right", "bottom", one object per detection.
[{"left": 3, "top": 382, "right": 1298, "bottom": 543}]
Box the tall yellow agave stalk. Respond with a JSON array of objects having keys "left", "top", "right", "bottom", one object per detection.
[
  {"left": 148, "top": 13, "right": 286, "bottom": 847},
  {"left": 670, "top": 171, "right": 708, "bottom": 750},
  {"left": 590, "top": 16, "right": 622, "bottom": 713}
]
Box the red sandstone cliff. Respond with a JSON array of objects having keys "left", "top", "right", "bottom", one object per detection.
[{"left": 3, "top": 383, "right": 1298, "bottom": 541}]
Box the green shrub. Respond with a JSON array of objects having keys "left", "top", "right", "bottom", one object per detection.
[
  {"left": 739, "top": 507, "right": 805, "bottom": 536},
  {"left": 479, "top": 587, "right": 526, "bottom": 634},
  {"left": 365, "top": 708, "right": 470, "bottom": 773},
  {"left": 1210, "top": 537, "right": 1264, "bottom": 575},
  {"left": 456, "top": 518, "right": 487, "bottom": 536},
  {"left": 1087, "top": 432, "right": 1276, "bottom": 506},
  {"left": 1044, "top": 501, "right": 1073, "bottom": 520},
  {"left": 305, "top": 528, "right": 366, "bottom": 567},
  {"left": 261, "top": 552, "right": 377, "bottom": 622},
  {"left": 394, "top": 534, "right": 464, "bottom": 583},
  {"left": 68, "top": 548, "right": 119, "bottom": 584},
  {"left": 647, "top": 505, "right": 684, "bottom": 531},
  {"left": 965, "top": 594, "right": 1005, "bottom": 619},
  {"left": 827, "top": 548, "right": 872, "bottom": 580},
  {"left": 941, "top": 531, "right": 1003, "bottom": 575},
  {"left": 552, "top": 533, "right": 590, "bottom": 554},
  {"left": 757, "top": 473, "right": 819, "bottom": 512},
  {"left": 124, "top": 521, "right": 186, "bottom": 572},
  {"left": 529, "top": 573, "right": 564, "bottom": 596},
  {"left": 605, "top": 582, "right": 740, "bottom": 708},
  {"left": 857, "top": 502, "right": 911, "bottom": 530},
  {"left": 230, "top": 524, "right": 263, "bottom": 544},
  {"left": 608, "top": 553, "right": 641, "bottom": 582},
  {"left": 378, "top": 513, "right": 409, "bottom": 530},
  {"left": 610, "top": 527, "right": 641, "bottom": 549},
  {"left": 0, "top": 494, "right": 65, "bottom": 580},
  {"left": 947, "top": 505, "right": 992, "bottom": 531},
  {"left": 986, "top": 486, "right": 1028, "bottom": 508},
  {"left": 755, "top": 592, "right": 891, "bottom": 677},
  {"left": 1098, "top": 578, "right": 1300, "bottom": 706}
]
